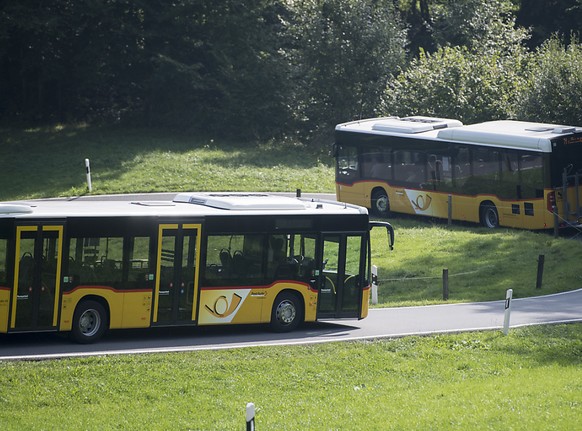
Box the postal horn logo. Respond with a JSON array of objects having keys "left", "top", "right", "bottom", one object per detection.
[
  {"left": 205, "top": 293, "right": 243, "bottom": 318},
  {"left": 411, "top": 194, "right": 432, "bottom": 211}
]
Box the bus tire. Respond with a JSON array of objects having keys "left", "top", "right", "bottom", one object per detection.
[
  {"left": 270, "top": 291, "right": 303, "bottom": 332},
  {"left": 480, "top": 203, "right": 499, "bottom": 228},
  {"left": 70, "top": 300, "right": 108, "bottom": 344},
  {"left": 371, "top": 189, "right": 389, "bottom": 217}
]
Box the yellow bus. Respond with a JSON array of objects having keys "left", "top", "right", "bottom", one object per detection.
[
  {"left": 0, "top": 193, "right": 393, "bottom": 343},
  {"left": 334, "top": 116, "right": 582, "bottom": 230}
]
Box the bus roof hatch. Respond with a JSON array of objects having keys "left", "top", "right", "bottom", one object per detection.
[{"left": 173, "top": 192, "right": 308, "bottom": 211}]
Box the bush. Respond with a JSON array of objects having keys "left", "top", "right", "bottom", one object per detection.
[{"left": 518, "top": 36, "right": 582, "bottom": 126}]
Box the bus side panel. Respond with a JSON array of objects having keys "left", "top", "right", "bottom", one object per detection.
[
  {"left": 60, "top": 287, "right": 151, "bottom": 331},
  {"left": 336, "top": 182, "right": 373, "bottom": 209},
  {"left": 121, "top": 291, "right": 153, "bottom": 328},
  {"left": 0, "top": 287, "right": 9, "bottom": 333},
  {"left": 197, "top": 282, "right": 316, "bottom": 326},
  {"left": 360, "top": 286, "right": 370, "bottom": 319}
]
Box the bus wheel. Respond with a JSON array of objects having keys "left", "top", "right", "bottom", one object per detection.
[
  {"left": 480, "top": 204, "right": 499, "bottom": 228},
  {"left": 372, "top": 189, "right": 389, "bottom": 217},
  {"left": 71, "top": 300, "right": 108, "bottom": 344},
  {"left": 270, "top": 292, "right": 303, "bottom": 332}
]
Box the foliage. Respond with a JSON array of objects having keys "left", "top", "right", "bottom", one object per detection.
[
  {"left": 1, "top": 1, "right": 582, "bottom": 141},
  {"left": 381, "top": 45, "right": 528, "bottom": 123},
  {"left": 286, "top": 0, "right": 407, "bottom": 145},
  {"left": 0, "top": 325, "right": 581, "bottom": 429},
  {"left": 430, "top": 0, "right": 524, "bottom": 53},
  {"left": 381, "top": 0, "right": 530, "bottom": 123},
  {"left": 518, "top": 36, "right": 582, "bottom": 125}
]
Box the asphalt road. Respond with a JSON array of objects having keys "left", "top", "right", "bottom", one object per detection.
[{"left": 1, "top": 289, "right": 581, "bottom": 361}]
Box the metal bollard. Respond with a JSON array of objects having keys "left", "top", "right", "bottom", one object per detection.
[
  {"left": 85, "top": 158, "right": 92, "bottom": 192},
  {"left": 246, "top": 402, "right": 255, "bottom": 431},
  {"left": 503, "top": 289, "right": 513, "bottom": 335},
  {"left": 371, "top": 265, "right": 378, "bottom": 305}
]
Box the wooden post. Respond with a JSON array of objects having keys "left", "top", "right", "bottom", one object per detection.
[
  {"left": 443, "top": 268, "right": 449, "bottom": 301},
  {"left": 553, "top": 208, "right": 559, "bottom": 238},
  {"left": 536, "top": 254, "right": 545, "bottom": 289}
]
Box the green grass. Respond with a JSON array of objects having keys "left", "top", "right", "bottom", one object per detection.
[
  {"left": 1, "top": 324, "right": 581, "bottom": 430},
  {"left": 0, "top": 124, "right": 334, "bottom": 200},
  {"left": 371, "top": 218, "right": 582, "bottom": 306}
]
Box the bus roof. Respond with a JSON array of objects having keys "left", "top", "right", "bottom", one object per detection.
[
  {"left": 336, "top": 117, "right": 582, "bottom": 152},
  {"left": 0, "top": 192, "right": 368, "bottom": 219},
  {"left": 336, "top": 116, "right": 463, "bottom": 137}
]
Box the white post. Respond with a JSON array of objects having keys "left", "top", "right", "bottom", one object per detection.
[
  {"left": 246, "top": 402, "right": 255, "bottom": 431},
  {"left": 503, "top": 289, "right": 513, "bottom": 335},
  {"left": 85, "top": 158, "right": 92, "bottom": 192},
  {"left": 371, "top": 265, "right": 378, "bottom": 305}
]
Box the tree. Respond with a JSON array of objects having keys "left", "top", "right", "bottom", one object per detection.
[
  {"left": 381, "top": 1, "right": 529, "bottom": 123},
  {"left": 288, "top": 0, "right": 407, "bottom": 144}
]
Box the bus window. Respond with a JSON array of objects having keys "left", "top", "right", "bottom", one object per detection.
[
  {"left": 394, "top": 150, "right": 426, "bottom": 185},
  {"left": 428, "top": 154, "right": 453, "bottom": 190},
  {"left": 68, "top": 237, "right": 123, "bottom": 288},
  {"left": 336, "top": 145, "right": 359, "bottom": 181},
  {"left": 453, "top": 147, "right": 471, "bottom": 188},
  {"left": 520, "top": 154, "right": 544, "bottom": 198},
  {"left": 127, "top": 237, "right": 151, "bottom": 288},
  {"left": 270, "top": 233, "right": 318, "bottom": 281},
  {"left": 499, "top": 151, "right": 520, "bottom": 199},
  {"left": 465, "top": 148, "right": 500, "bottom": 195},
  {"left": 362, "top": 146, "right": 392, "bottom": 180},
  {"left": 0, "top": 238, "right": 7, "bottom": 286},
  {"left": 204, "top": 234, "right": 266, "bottom": 286}
]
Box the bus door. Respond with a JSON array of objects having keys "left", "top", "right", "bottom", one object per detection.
[
  {"left": 153, "top": 224, "right": 201, "bottom": 325},
  {"left": 11, "top": 225, "right": 63, "bottom": 331},
  {"left": 317, "top": 233, "right": 364, "bottom": 318}
]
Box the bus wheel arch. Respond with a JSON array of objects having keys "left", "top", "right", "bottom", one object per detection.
[
  {"left": 70, "top": 297, "right": 109, "bottom": 344},
  {"left": 480, "top": 201, "right": 499, "bottom": 228},
  {"left": 270, "top": 290, "right": 304, "bottom": 332},
  {"left": 371, "top": 187, "right": 390, "bottom": 217}
]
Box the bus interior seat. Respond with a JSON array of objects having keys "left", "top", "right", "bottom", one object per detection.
[{"left": 219, "top": 249, "right": 232, "bottom": 273}]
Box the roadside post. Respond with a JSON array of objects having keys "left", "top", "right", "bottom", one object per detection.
[
  {"left": 503, "top": 289, "right": 513, "bottom": 335},
  {"left": 246, "top": 402, "right": 255, "bottom": 431},
  {"left": 85, "top": 158, "right": 92, "bottom": 192},
  {"left": 442, "top": 268, "right": 449, "bottom": 301},
  {"left": 371, "top": 265, "right": 378, "bottom": 305}
]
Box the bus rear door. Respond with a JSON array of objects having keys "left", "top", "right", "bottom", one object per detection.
[{"left": 11, "top": 225, "right": 63, "bottom": 332}]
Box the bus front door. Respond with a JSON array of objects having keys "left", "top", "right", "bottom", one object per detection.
[
  {"left": 153, "top": 224, "right": 201, "bottom": 325},
  {"left": 317, "top": 234, "right": 364, "bottom": 318},
  {"left": 11, "top": 225, "right": 63, "bottom": 331}
]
